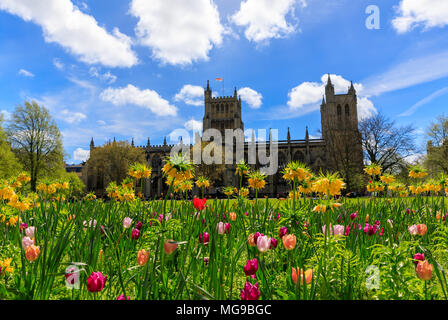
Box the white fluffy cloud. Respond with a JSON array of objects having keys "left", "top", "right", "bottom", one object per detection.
[
  {"left": 392, "top": 0, "right": 448, "bottom": 33},
  {"left": 287, "top": 74, "right": 376, "bottom": 120},
  {"left": 73, "top": 147, "right": 90, "bottom": 162},
  {"left": 18, "top": 68, "right": 34, "bottom": 77},
  {"left": 184, "top": 119, "right": 203, "bottom": 132},
  {"left": 130, "top": 0, "right": 224, "bottom": 65},
  {"left": 0, "top": 0, "right": 137, "bottom": 67},
  {"left": 174, "top": 85, "right": 204, "bottom": 106},
  {"left": 100, "top": 84, "right": 178, "bottom": 116},
  {"left": 231, "top": 0, "right": 305, "bottom": 43},
  {"left": 238, "top": 87, "right": 263, "bottom": 109},
  {"left": 60, "top": 109, "right": 87, "bottom": 124}
]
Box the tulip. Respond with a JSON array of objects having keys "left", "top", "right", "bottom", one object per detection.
[
  {"left": 350, "top": 212, "right": 358, "bottom": 220},
  {"left": 83, "top": 219, "right": 97, "bottom": 230},
  {"left": 279, "top": 227, "right": 288, "bottom": 238},
  {"left": 253, "top": 232, "right": 263, "bottom": 245},
  {"left": 363, "top": 223, "right": 378, "bottom": 236},
  {"left": 25, "top": 226, "right": 35, "bottom": 238},
  {"left": 19, "top": 223, "right": 28, "bottom": 232},
  {"left": 193, "top": 198, "right": 207, "bottom": 210},
  {"left": 248, "top": 233, "right": 256, "bottom": 247},
  {"left": 164, "top": 240, "right": 178, "bottom": 255},
  {"left": 416, "top": 260, "right": 433, "bottom": 281},
  {"left": 22, "top": 236, "right": 34, "bottom": 249},
  {"left": 137, "top": 249, "right": 149, "bottom": 266},
  {"left": 117, "top": 294, "right": 130, "bottom": 300},
  {"left": 131, "top": 229, "right": 140, "bottom": 240},
  {"left": 413, "top": 253, "right": 425, "bottom": 265},
  {"left": 282, "top": 234, "right": 297, "bottom": 250},
  {"left": 323, "top": 224, "right": 345, "bottom": 236},
  {"left": 240, "top": 282, "right": 260, "bottom": 300},
  {"left": 217, "top": 222, "right": 225, "bottom": 235},
  {"left": 123, "top": 217, "right": 132, "bottom": 229},
  {"left": 291, "top": 267, "right": 313, "bottom": 285},
  {"left": 199, "top": 232, "right": 210, "bottom": 245},
  {"left": 244, "top": 258, "right": 258, "bottom": 277},
  {"left": 229, "top": 212, "right": 237, "bottom": 221},
  {"left": 136, "top": 221, "right": 143, "bottom": 230},
  {"left": 204, "top": 257, "right": 209, "bottom": 265},
  {"left": 257, "top": 235, "right": 271, "bottom": 253},
  {"left": 25, "top": 245, "right": 40, "bottom": 262},
  {"left": 270, "top": 238, "right": 278, "bottom": 249},
  {"left": 224, "top": 223, "right": 231, "bottom": 234},
  {"left": 65, "top": 266, "right": 80, "bottom": 285},
  {"left": 417, "top": 224, "right": 427, "bottom": 236},
  {"left": 87, "top": 271, "right": 107, "bottom": 292}
]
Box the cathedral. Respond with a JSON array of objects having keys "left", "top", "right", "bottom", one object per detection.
[{"left": 85, "top": 75, "right": 364, "bottom": 198}]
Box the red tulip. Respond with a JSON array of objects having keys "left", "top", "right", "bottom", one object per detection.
[
  {"left": 199, "top": 232, "right": 210, "bottom": 245},
  {"left": 193, "top": 198, "right": 207, "bottom": 210},
  {"left": 131, "top": 229, "right": 140, "bottom": 240},
  {"left": 413, "top": 253, "right": 425, "bottom": 265}
]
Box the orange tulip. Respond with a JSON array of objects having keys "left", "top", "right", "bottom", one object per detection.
[
  {"left": 229, "top": 212, "right": 237, "bottom": 221},
  {"left": 291, "top": 268, "right": 313, "bottom": 285},
  {"left": 416, "top": 260, "right": 433, "bottom": 281},
  {"left": 282, "top": 234, "right": 297, "bottom": 250},
  {"left": 137, "top": 249, "right": 150, "bottom": 266},
  {"left": 25, "top": 245, "right": 40, "bottom": 262},
  {"left": 248, "top": 233, "right": 256, "bottom": 247},
  {"left": 417, "top": 224, "right": 427, "bottom": 236},
  {"left": 164, "top": 240, "right": 178, "bottom": 255}
]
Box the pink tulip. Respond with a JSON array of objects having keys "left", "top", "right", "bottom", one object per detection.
[
  {"left": 243, "top": 258, "right": 258, "bottom": 278},
  {"left": 25, "top": 226, "right": 35, "bottom": 238},
  {"left": 279, "top": 227, "right": 288, "bottom": 238},
  {"left": 270, "top": 238, "right": 278, "bottom": 249},
  {"left": 217, "top": 222, "right": 225, "bottom": 235},
  {"left": 123, "top": 217, "right": 132, "bottom": 229},
  {"left": 117, "top": 294, "right": 130, "bottom": 300},
  {"left": 87, "top": 272, "right": 107, "bottom": 292},
  {"left": 257, "top": 235, "right": 271, "bottom": 253},
  {"left": 240, "top": 282, "right": 260, "bottom": 300},
  {"left": 22, "top": 236, "right": 34, "bottom": 249},
  {"left": 199, "top": 232, "right": 210, "bottom": 245},
  {"left": 413, "top": 253, "right": 425, "bottom": 265}
]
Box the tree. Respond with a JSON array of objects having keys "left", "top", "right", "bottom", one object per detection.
[
  {"left": 425, "top": 114, "right": 448, "bottom": 175},
  {"left": 85, "top": 140, "right": 147, "bottom": 195},
  {"left": 0, "top": 114, "right": 22, "bottom": 179},
  {"left": 359, "top": 112, "right": 417, "bottom": 173},
  {"left": 6, "top": 101, "right": 65, "bottom": 191}
]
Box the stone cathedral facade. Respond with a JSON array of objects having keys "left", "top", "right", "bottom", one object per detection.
[{"left": 86, "top": 75, "right": 364, "bottom": 198}]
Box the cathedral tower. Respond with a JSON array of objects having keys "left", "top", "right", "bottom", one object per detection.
[
  {"left": 203, "top": 80, "right": 244, "bottom": 137},
  {"left": 320, "top": 75, "right": 364, "bottom": 185}
]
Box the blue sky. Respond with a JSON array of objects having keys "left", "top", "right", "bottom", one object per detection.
[{"left": 0, "top": 0, "right": 448, "bottom": 164}]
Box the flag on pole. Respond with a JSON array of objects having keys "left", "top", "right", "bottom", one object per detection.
[{"left": 216, "top": 77, "right": 223, "bottom": 81}]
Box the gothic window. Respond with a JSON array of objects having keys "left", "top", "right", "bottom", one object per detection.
[
  {"left": 337, "top": 105, "right": 342, "bottom": 120},
  {"left": 345, "top": 104, "right": 350, "bottom": 117}
]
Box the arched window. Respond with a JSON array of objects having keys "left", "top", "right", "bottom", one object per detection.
[
  {"left": 337, "top": 105, "right": 342, "bottom": 120},
  {"left": 345, "top": 104, "right": 350, "bottom": 117}
]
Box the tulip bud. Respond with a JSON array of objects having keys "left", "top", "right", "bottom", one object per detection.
[
  {"left": 199, "top": 232, "right": 210, "bottom": 245},
  {"left": 248, "top": 233, "right": 256, "bottom": 247},
  {"left": 413, "top": 253, "right": 425, "bottom": 265}
]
